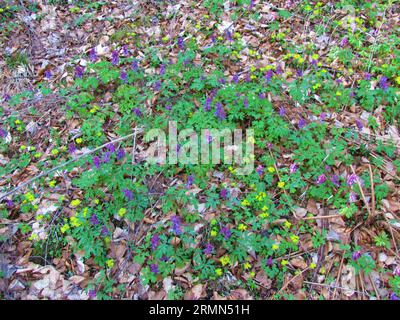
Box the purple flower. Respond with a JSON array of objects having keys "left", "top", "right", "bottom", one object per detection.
[
  {"left": 120, "top": 71, "right": 128, "bottom": 83},
  {"left": 225, "top": 30, "right": 233, "bottom": 42},
  {"left": 111, "top": 50, "right": 119, "bottom": 65},
  {"left": 249, "top": 0, "right": 255, "bottom": 10},
  {"left": 75, "top": 66, "right": 84, "bottom": 78},
  {"left": 232, "top": 73, "right": 239, "bottom": 84},
  {"left": 259, "top": 92, "right": 266, "bottom": 99},
  {"left": 154, "top": 80, "right": 161, "bottom": 91},
  {"left": 214, "top": 102, "right": 226, "bottom": 121},
  {"left": 349, "top": 191, "right": 357, "bottom": 203},
  {"left": 177, "top": 37, "right": 185, "bottom": 50},
  {"left": 186, "top": 175, "right": 194, "bottom": 188},
  {"left": 298, "top": 118, "right": 307, "bottom": 129},
  {"left": 5, "top": 200, "right": 14, "bottom": 209},
  {"left": 68, "top": 142, "right": 76, "bottom": 154},
  {"left": 340, "top": 37, "right": 348, "bottom": 47},
  {"left": 133, "top": 108, "right": 142, "bottom": 117},
  {"left": 93, "top": 156, "right": 101, "bottom": 169},
  {"left": 289, "top": 163, "right": 298, "bottom": 174},
  {"left": 276, "top": 65, "right": 283, "bottom": 75},
  {"left": 347, "top": 173, "right": 358, "bottom": 186},
  {"left": 131, "top": 60, "right": 139, "bottom": 71},
  {"left": 355, "top": 120, "right": 363, "bottom": 130},
  {"left": 204, "top": 243, "right": 214, "bottom": 255},
  {"left": 266, "top": 257, "right": 273, "bottom": 266},
  {"left": 352, "top": 251, "right": 361, "bottom": 260},
  {"left": 117, "top": 148, "right": 125, "bottom": 160},
  {"left": 122, "top": 45, "right": 129, "bottom": 56},
  {"left": 165, "top": 105, "right": 172, "bottom": 111},
  {"left": 106, "top": 143, "right": 115, "bottom": 153},
  {"left": 150, "top": 263, "right": 159, "bottom": 274},
  {"left": 0, "top": 128, "right": 7, "bottom": 138},
  {"left": 90, "top": 214, "right": 99, "bottom": 225},
  {"left": 171, "top": 215, "right": 182, "bottom": 235},
  {"left": 101, "top": 226, "right": 109, "bottom": 236},
  {"left": 316, "top": 174, "right": 327, "bottom": 185},
  {"left": 243, "top": 97, "right": 249, "bottom": 108},
  {"left": 364, "top": 73, "right": 371, "bottom": 81},
  {"left": 393, "top": 266, "right": 400, "bottom": 277},
  {"left": 219, "top": 77, "right": 226, "bottom": 84},
  {"left": 379, "top": 76, "right": 389, "bottom": 91},
  {"left": 3, "top": 94, "right": 11, "bottom": 102},
  {"left": 320, "top": 112, "right": 327, "bottom": 121},
  {"left": 256, "top": 165, "right": 264, "bottom": 176},
  {"left": 102, "top": 151, "right": 111, "bottom": 163},
  {"left": 220, "top": 226, "right": 231, "bottom": 240},
  {"left": 389, "top": 293, "right": 399, "bottom": 300},
  {"left": 220, "top": 188, "right": 228, "bottom": 199},
  {"left": 279, "top": 106, "right": 286, "bottom": 117},
  {"left": 265, "top": 70, "right": 273, "bottom": 83},
  {"left": 245, "top": 73, "right": 251, "bottom": 82},
  {"left": 44, "top": 70, "right": 52, "bottom": 79},
  {"left": 159, "top": 64, "right": 166, "bottom": 76},
  {"left": 296, "top": 69, "right": 303, "bottom": 77},
  {"left": 331, "top": 175, "right": 340, "bottom": 187},
  {"left": 204, "top": 96, "right": 212, "bottom": 111},
  {"left": 88, "top": 289, "right": 97, "bottom": 299},
  {"left": 151, "top": 234, "right": 160, "bottom": 250},
  {"left": 123, "top": 189, "right": 133, "bottom": 201},
  {"left": 89, "top": 48, "right": 98, "bottom": 62}
]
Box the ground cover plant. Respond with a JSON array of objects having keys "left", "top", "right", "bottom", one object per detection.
[{"left": 0, "top": 0, "right": 400, "bottom": 300}]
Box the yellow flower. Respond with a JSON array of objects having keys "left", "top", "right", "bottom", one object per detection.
[
  {"left": 70, "top": 216, "right": 82, "bottom": 227},
  {"left": 262, "top": 206, "right": 268, "bottom": 211},
  {"left": 34, "top": 152, "right": 42, "bottom": 158},
  {"left": 238, "top": 224, "right": 247, "bottom": 231},
  {"left": 211, "top": 229, "right": 218, "bottom": 237},
  {"left": 312, "top": 54, "right": 319, "bottom": 60},
  {"left": 395, "top": 76, "right": 400, "bottom": 85},
  {"left": 51, "top": 149, "right": 59, "bottom": 156},
  {"left": 15, "top": 119, "right": 21, "bottom": 125},
  {"left": 106, "top": 259, "right": 114, "bottom": 268},
  {"left": 281, "top": 259, "right": 289, "bottom": 266},
  {"left": 309, "top": 262, "right": 317, "bottom": 270},
  {"left": 118, "top": 208, "right": 127, "bottom": 217},
  {"left": 244, "top": 262, "right": 251, "bottom": 270},
  {"left": 278, "top": 181, "right": 285, "bottom": 188},
  {"left": 259, "top": 212, "right": 269, "bottom": 218},
  {"left": 220, "top": 255, "right": 231, "bottom": 266},
  {"left": 284, "top": 220, "right": 292, "bottom": 229},
  {"left": 94, "top": 199, "right": 100, "bottom": 204},
  {"left": 29, "top": 233, "right": 39, "bottom": 241},
  {"left": 25, "top": 192, "right": 35, "bottom": 202},
  {"left": 60, "top": 224, "right": 70, "bottom": 233},
  {"left": 272, "top": 243, "right": 279, "bottom": 250},
  {"left": 290, "top": 234, "right": 299, "bottom": 244},
  {"left": 36, "top": 214, "right": 44, "bottom": 221},
  {"left": 336, "top": 91, "right": 342, "bottom": 96},
  {"left": 20, "top": 145, "right": 27, "bottom": 151},
  {"left": 267, "top": 166, "right": 275, "bottom": 173},
  {"left": 76, "top": 138, "right": 83, "bottom": 144},
  {"left": 320, "top": 266, "right": 326, "bottom": 274},
  {"left": 49, "top": 180, "right": 56, "bottom": 188},
  {"left": 249, "top": 271, "right": 256, "bottom": 278},
  {"left": 241, "top": 199, "right": 250, "bottom": 206},
  {"left": 70, "top": 199, "right": 81, "bottom": 207},
  {"left": 82, "top": 207, "right": 89, "bottom": 217},
  {"left": 215, "top": 268, "right": 223, "bottom": 276}
]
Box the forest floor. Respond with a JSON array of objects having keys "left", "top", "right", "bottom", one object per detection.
[{"left": 0, "top": 0, "right": 400, "bottom": 300}]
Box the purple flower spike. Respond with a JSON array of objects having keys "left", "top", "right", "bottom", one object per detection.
[
  {"left": 355, "top": 120, "right": 363, "bottom": 130},
  {"left": 186, "top": 175, "right": 194, "bottom": 188},
  {"left": 90, "top": 214, "right": 99, "bottom": 225},
  {"left": 177, "top": 36, "right": 185, "bottom": 50},
  {"left": 256, "top": 165, "right": 264, "bottom": 176},
  {"left": 171, "top": 215, "right": 182, "bottom": 235},
  {"left": 204, "top": 243, "right": 214, "bottom": 255},
  {"left": 131, "top": 60, "right": 139, "bottom": 71},
  {"left": 150, "top": 263, "right": 159, "bottom": 274},
  {"left": 220, "top": 226, "right": 231, "bottom": 240},
  {"left": 93, "top": 156, "right": 101, "bottom": 169},
  {"left": 266, "top": 257, "right": 273, "bottom": 266},
  {"left": 352, "top": 251, "right": 361, "bottom": 260},
  {"left": 75, "top": 65, "right": 84, "bottom": 78},
  {"left": 120, "top": 71, "right": 128, "bottom": 83},
  {"left": 111, "top": 50, "right": 119, "bottom": 65},
  {"left": 154, "top": 80, "right": 161, "bottom": 91},
  {"left": 349, "top": 191, "right": 358, "bottom": 203},
  {"left": 204, "top": 96, "right": 212, "bottom": 111},
  {"left": 340, "top": 37, "right": 348, "bottom": 47},
  {"left": 160, "top": 64, "right": 166, "bottom": 76},
  {"left": 0, "top": 128, "right": 7, "bottom": 139},
  {"left": 364, "top": 73, "right": 371, "bottom": 81},
  {"left": 243, "top": 97, "right": 249, "bottom": 108},
  {"left": 316, "top": 174, "right": 327, "bottom": 185},
  {"left": 101, "top": 226, "right": 109, "bottom": 236},
  {"left": 117, "top": 148, "right": 125, "bottom": 160},
  {"left": 151, "top": 234, "right": 160, "bottom": 250},
  {"left": 289, "top": 163, "right": 298, "bottom": 174},
  {"left": 379, "top": 76, "right": 389, "bottom": 91},
  {"left": 68, "top": 142, "right": 76, "bottom": 154},
  {"left": 389, "top": 293, "right": 400, "bottom": 300},
  {"left": 122, "top": 45, "right": 129, "bottom": 56},
  {"left": 232, "top": 73, "right": 239, "bottom": 84},
  {"left": 106, "top": 143, "right": 115, "bottom": 153},
  {"left": 298, "top": 118, "right": 307, "bottom": 129},
  {"left": 214, "top": 102, "right": 226, "bottom": 121},
  {"left": 331, "top": 175, "right": 340, "bottom": 187},
  {"left": 220, "top": 188, "right": 228, "bottom": 199},
  {"left": 88, "top": 290, "right": 97, "bottom": 299},
  {"left": 89, "top": 48, "right": 98, "bottom": 62},
  {"left": 347, "top": 173, "right": 358, "bottom": 186},
  {"left": 133, "top": 108, "right": 142, "bottom": 117},
  {"left": 44, "top": 70, "right": 52, "bottom": 79},
  {"left": 6, "top": 200, "right": 14, "bottom": 209},
  {"left": 279, "top": 106, "right": 286, "bottom": 117},
  {"left": 265, "top": 70, "right": 273, "bottom": 83},
  {"left": 123, "top": 189, "right": 133, "bottom": 201}
]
